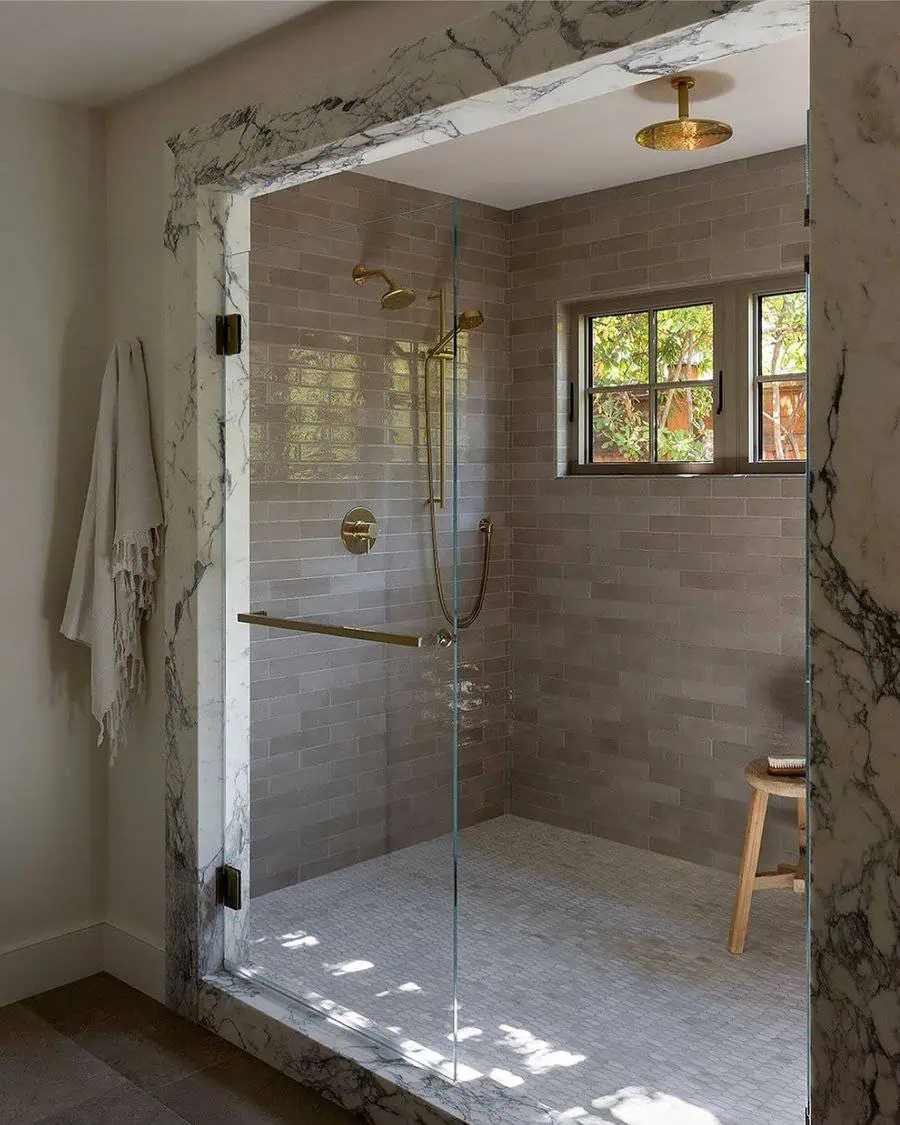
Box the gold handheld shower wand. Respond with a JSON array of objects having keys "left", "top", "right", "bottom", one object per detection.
[
  {"left": 423, "top": 290, "right": 493, "bottom": 631},
  {"left": 351, "top": 267, "right": 492, "bottom": 631}
]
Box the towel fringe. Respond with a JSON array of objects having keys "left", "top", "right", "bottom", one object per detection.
[{"left": 107, "top": 527, "right": 162, "bottom": 762}]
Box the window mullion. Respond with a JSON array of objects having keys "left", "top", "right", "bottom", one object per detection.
[
  {"left": 715, "top": 290, "right": 731, "bottom": 469},
  {"left": 587, "top": 381, "right": 656, "bottom": 394},
  {"left": 584, "top": 316, "right": 593, "bottom": 463},
  {"left": 654, "top": 378, "right": 715, "bottom": 391},
  {"left": 649, "top": 310, "right": 658, "bottom": 464}
]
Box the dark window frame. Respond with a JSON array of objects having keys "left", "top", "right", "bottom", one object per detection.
[
  {"left": 568, "top": 274, "right": 806, "bottom": 477},
  {"left": 586, "top": 300, "right": 718, "bottom": 469},
  {"left": 751, "top": 289, "right": 808, "bottom": 465}
]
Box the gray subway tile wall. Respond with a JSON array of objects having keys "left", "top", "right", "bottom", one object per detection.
[
  {"left": 248, "top": 149, "right": 808, "bottom": 896},
  {"left": 508, "top": 148, "right": 808, "bottom": 871},
  {"left": 249, "top": 174, "right": 510, "bottom": 896}
]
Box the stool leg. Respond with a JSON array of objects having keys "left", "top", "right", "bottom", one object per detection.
[
  {"left": 797, "top": 795, "right": 807, "bottom": 856},
  {"left": 795, "top": 794, "right": 808, "bottom": 893},
  {"left": 729, "top": 788, "right": 768, "bottom": 955}
]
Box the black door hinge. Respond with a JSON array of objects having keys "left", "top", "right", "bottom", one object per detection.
[
  {"left": 804, "top": 196, "right": 810, "bottom": 228},
  {"left": 215, "top": 314, "right": 242, "bottom": 356},
  {"left": 804, "top": 254, "right": 810, "bottom": 276},
  {"left": 216, "top": 864, "right": 242, "bottom": 910}
]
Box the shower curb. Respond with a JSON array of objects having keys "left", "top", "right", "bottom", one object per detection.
[{"left": 200, "top": 971, "right": 557, "bottom": 1125}]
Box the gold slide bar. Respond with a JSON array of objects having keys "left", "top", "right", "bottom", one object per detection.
[{"left": 237, "top": 613, "right": 426, "bottom": 648}]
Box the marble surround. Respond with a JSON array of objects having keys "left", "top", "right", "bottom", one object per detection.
[
  {"left": 199, "top": 973, "right": 555, "bottom": 1125},
  {"left": 158, "top": 1, "right": 900, "bottom": 1122},
  {"left": 808, "top": 5, "right": 900, "bottom": 1122}
]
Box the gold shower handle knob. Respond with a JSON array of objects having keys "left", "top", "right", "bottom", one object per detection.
[
  {"left": 341, "top": 507, "right": 378, "bottom": 554},
  {"left": 348, "top": 520, "right": 375, "bottom": 537}
]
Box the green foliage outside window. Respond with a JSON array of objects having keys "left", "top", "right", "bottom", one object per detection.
[
  {"left": 591, "top": 303, "right": 714, "bottom": 463},
  {"left": 592, "top": 391, "right": 649, "bottom": 462},
  {"left": 760, "top": 292, "right": 806, "bottom": 376},
  {"left": 592, "top": 312, "right": 648, "bottom": 386},
  {"left": 759, "top": 291, "right": 807, "bottom": 460}
]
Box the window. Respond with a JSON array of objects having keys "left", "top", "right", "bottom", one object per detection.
[
  {"left": 570, "top": 277, "right": 807, "bottom": 474},
  {"left": 754, "top": 291, "right": 807, "bottom": 462},
  {"left": 589, "top": 302, "right": 715, "bottom": 466}
]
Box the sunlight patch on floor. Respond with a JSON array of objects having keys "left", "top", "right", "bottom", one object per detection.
[
  {"left": 301, "top": 990, "right": 374, "bottom": 1033},
  {"left": 489, "top": 1067, "right": 526, "bottom": 1088},
  {"left": 591, "top": 1087, "right": 722, "bottom": 1125},
  {"left": 497, "top": 1024, "right": 586, "bottom": 1074},
  {"left": 245, "top": 816, "right": 804, "bottom": 1122},
  {"left": 376, "top": 981, "right": 423, "bottom": 998},
  {"left": 326, "top": 959, "right": 373, "bottom": 976},
  {"left": 279, "top": 931, "right": 319, "bottom": 949}
]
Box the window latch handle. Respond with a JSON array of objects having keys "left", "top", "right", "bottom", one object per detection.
[{"left": 716, "top": 370, "right": 724, "bottom": 416}]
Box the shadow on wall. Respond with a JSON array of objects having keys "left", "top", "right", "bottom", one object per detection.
[
  {"left": 42, "top": 107, "right": 107, "bottom": 732},
  {"left": 42, "top": 310, "right": 99, "bottom": 726},
  {"left": 764, "top": 666, "right": 807, "bottom": 729}
]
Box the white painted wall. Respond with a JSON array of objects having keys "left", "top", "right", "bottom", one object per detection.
[
  {"left": 0, "top": 86, "right": 108, "bottom": 1002},
  {"left": 104, "top": 0, "right": 501, "bottom": 970}
]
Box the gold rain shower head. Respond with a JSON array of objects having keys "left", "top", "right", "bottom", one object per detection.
[
  {"left": 351, "top": 263, "right": 417, "bottom": 310},
  {"left": 635, "top": 76, "right": 733, "bottom": 152}
]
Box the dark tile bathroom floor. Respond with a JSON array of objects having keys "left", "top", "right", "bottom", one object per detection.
[{"left": 2, "top": 973, "right": 363, "bottom": 1124}]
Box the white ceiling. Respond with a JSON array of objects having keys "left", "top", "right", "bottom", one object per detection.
[
  {"left": 0, "top": 0, "right": 329, "bottom": 107},
  {"left": 365, "top": 36, "right": 809, "bottom": 210}
]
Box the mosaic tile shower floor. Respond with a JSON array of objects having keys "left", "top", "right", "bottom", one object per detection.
[{"left": 245, "top": 816, "right": 805, "bottom": 1125}]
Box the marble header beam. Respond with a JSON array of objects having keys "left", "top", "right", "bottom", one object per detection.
[{"left": 164, "top": 1, "right": 807, "bottom": 251}]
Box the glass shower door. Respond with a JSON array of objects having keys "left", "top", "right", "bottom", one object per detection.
[{"left": 220, "top": 191, "right": 463, "bottom": 1079}]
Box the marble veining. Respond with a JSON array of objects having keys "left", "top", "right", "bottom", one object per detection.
[
  {"left": 155, "top": 0, "right": 900, "bottom": 1121},
  {"left": 163, "top": 0, "right": 808, "bottom": 1023},
  {"left": 165, "top": 188, "right": 240, "bottom": 1017},
  {"left": 222, "top": 197, "right": 252, "bottom": 973},
  {"left": 200, "top": 973, "right": 555, "bottom": 1125},
  {"left": 164, "top": 1, "right": 807, "bottom": 253},
  {"left": 809, "top": 5, "right": 900, "bottom": 1122}
]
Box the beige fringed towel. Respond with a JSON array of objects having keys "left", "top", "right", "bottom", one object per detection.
[{"left": 61, "top": 339, "right": 162, "bottom": 760}]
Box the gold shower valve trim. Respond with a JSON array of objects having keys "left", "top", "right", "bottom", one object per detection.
[{"left": 341, "top": 507, "right": 378, "bottom": 554}]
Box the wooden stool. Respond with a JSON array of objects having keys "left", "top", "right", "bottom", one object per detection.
[{"left": 728, "top": 757, "right": 806, "bottom": 955}]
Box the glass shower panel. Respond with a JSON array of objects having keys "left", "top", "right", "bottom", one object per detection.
[
  {"left": 221, "top": 191, "right": 463, "bottom": 1077},
  {"left": 803, "top": 108, "right": 812, "bottom": 1115}
]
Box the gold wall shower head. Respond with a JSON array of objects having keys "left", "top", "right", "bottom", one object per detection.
[
  {"left": 351, "top": 263, "right": 417, "bottom": 310},
  {"left": 635, "top": 76, "right": 733, "bottom": 152}
]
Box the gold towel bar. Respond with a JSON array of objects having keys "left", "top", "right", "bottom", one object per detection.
[{"left": 237, "top": 613, "right": 436, "bottom": 648}]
